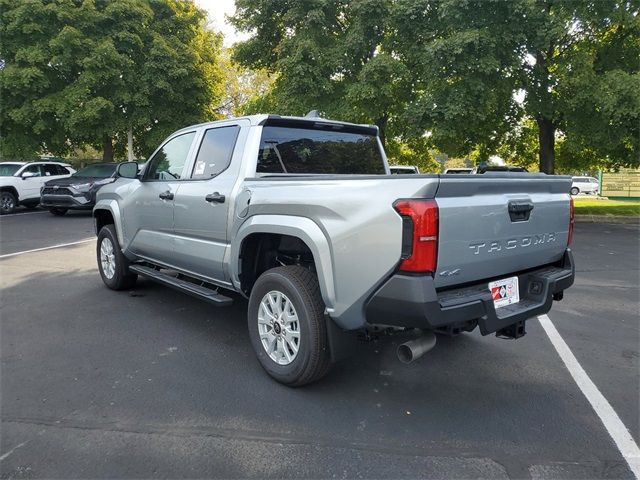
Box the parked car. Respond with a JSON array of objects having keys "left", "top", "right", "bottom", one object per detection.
[
  {"left": 390, "top": 165, "right": 420, "bottom": 174},
  {"left": 0, "top": 161, "right": 75, "bottom": 214},
  {"left": 570, "top": 176, "right": 599, "bottom": 195},
  {"left": 40, "top": 162, "right": 118, "bottom": 216},
  {"left": 93, "top": 114, "right": 575, "bottom": 386},
  {"left": 443, "top": 168, "right": 473, "bottom": 174}
]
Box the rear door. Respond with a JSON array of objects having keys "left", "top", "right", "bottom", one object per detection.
[
  {"left": 434, "top": 174, "right": 571, "bottom": 288},
  {"left": 172, "top": 122, "right": 245, "bottom": 282}
]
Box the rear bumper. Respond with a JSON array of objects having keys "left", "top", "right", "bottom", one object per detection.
[
  {"left": 365, "top": 249, "right": 575, "bottom": 335},
  {"left": 40, "top": 194, "right": 94, "bottom": 210}
]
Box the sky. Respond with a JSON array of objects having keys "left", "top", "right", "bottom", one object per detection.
[{"left": 194, "top": 0, "right": 247, "bottom": 46}]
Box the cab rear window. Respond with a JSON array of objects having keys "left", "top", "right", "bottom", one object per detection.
[{"left": 257, "top": 125, "right": 385, "bottom": 175}]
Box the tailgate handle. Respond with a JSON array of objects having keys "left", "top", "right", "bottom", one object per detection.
[{"left": 508, "top": 201, "right": 534, "bottom": 222}]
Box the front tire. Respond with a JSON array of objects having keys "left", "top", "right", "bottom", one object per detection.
[
  {"left": 0, "top": 192, "right": 17, "bottom": 215},
  {"left": 570, "top": 187, "right": 579, "bottom": 195},
  {"left": 49, "top": 208, "right": 68, "bottom": 216},
  {"left": 248, "top": 266, "right": 331, "bottom": 386},
  {"left": 97, "top": 224, "right": 137, "bottom": 290}
]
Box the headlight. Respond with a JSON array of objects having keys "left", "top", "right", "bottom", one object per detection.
[
  {"left": 71, "top": 178, "right": 115, "bottom": 192},
  {"left": 70, "top": 182, "right": 93, "bottom": 192}
]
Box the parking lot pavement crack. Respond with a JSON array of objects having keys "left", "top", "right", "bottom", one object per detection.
[{"left": 0, "top": 415, "right": 511, "bottom": 470}]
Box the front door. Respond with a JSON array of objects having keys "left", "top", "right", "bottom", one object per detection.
[
  {"left": 124, "top": 131, "right": 196, "bottom": 266},
  {"left": 173, "top": 124, "right": 242, "bottom": 282},
  {"left": 19, "top": 164, "right": 46, "bottom": 200}
]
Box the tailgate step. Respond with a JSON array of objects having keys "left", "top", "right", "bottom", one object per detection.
[{"left": 129, "top": 265, "right": 233, "bottom": 306}]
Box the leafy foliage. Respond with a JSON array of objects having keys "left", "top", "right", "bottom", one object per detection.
[
  {"left": 0, "top": 0, "right": 224, "bottom": 160},
  {"left": 231, "top": 0, "right": 640, "bottom": 173}
]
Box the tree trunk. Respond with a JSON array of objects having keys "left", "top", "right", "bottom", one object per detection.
[
  {"left": 102, "top": 135, "right": 114, "bottom": 162},
  {"left": 376, "top": 115, "right": 388, "bottom": 147},
  {"left": 536, "top": 117, "right": 555, "bottom": 174},
  {"left": 127, "top": 127, "right": 134, "bottom": 161}
]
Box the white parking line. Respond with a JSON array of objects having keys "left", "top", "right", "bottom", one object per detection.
[
  {"left": 0, "top": 210, "right": 48, "bottom": 218},
  {"left": 539, "top": 314, "right": 640, "bottom": 479},
  {"left": 0, "top": 239, "right": 94, "bottom": 259},
  {"left": 0, "top": 440, "right": 29, "bottom": 461}
]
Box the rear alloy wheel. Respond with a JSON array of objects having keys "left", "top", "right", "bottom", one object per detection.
[
  {"left": 0, "top": 192, "right": 17, "bottom": 215},
  {"left": 97, "top": 224, "right": 137, "bottom": 290},
  {"left": 570, "top": 187, "right": 579, "bottom": 195},
  {"left": 248, "top": 266, "right": 331, "bottom": 386},
  {"left": 49, "top": 208, "right": 68, "bottom": 216}
]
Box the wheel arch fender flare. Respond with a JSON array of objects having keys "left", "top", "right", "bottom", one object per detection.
[
  {"left": 230, "top": 215, "right": 336, "bottom": 311},
  {"left": 93, "top": 200, "right": 126, "bottom": 248}
]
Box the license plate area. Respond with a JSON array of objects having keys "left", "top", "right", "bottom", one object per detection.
[{"left": 489, "top": 276, "right": 520, "bottom": 309}]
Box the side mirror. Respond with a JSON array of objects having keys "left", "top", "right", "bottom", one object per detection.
[
  {"left": 116, "top": 161, "right": 138, "bottom": 179},
  {"left": 21, "top": 171, "right": 39, "bottom": 179}
]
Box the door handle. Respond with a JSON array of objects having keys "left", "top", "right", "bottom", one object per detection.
[
  {"left": 205, "top": 192, "right": 225, "bottom": 204},
  {"left": 159, "top": 191, "right": 174, "bottom": 201}
]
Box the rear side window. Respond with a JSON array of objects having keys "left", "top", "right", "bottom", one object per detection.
[
  {"left": 191, "top": 126, "right": 240, "bottom": 179},
  {"left": 145, "top": 132, "right": 195, "bottom": 181},
  {"left": 257, "top": 126, "right": 385, "bottom": 175},
  {"left": 43, "top": 164, "right": 60, "bottom": 176}
]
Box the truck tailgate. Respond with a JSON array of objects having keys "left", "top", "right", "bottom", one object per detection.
[{"left": 434, "top": 174, "right": 571, "bottom": 288}]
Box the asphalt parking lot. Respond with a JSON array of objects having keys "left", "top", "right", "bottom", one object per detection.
[{"left": 1, "top": 209, "right": 638, "bottom": 479}]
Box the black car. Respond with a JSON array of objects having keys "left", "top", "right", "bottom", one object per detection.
[{"left": 40, "top": 163, "right": 118, "bottom": 215}]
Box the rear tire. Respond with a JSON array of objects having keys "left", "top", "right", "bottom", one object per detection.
[
  {"left": 570, "top": 187, "right": 579, "bottom": 195},
  {"left": 1, "top": 192, "right": 17, "bottom": 215},
  {"left": 49, "top": 208, "right": 68, "bottom": 216},
  {"left": 97, "top": 224, "right": 137, "bottom": 290},
  {"left": 248, "top": 266, "right": 331, "bottom": 386}
]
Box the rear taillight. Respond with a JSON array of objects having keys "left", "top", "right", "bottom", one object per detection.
[
  {"left": 393, "top": 199, "right": 439, "bottom": 273},
  {"left": 568, "top": 197, "right": 574, "bottom": 246}
]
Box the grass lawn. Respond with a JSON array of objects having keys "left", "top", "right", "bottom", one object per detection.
[{"left": 573, "top": 197, "right": 640, "bottom": 216}]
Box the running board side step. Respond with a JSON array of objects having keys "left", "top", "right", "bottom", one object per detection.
[{"left": 129, "top": 265, "right": 233, "bottom": 306}]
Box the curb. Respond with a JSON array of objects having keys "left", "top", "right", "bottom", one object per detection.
[{"left": 575, "top": 214, "right": 639, "bottom": 224}]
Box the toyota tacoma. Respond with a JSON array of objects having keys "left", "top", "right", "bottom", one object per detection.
[{"left": 93, "top": 113, "right": 575, "bottom": 386}]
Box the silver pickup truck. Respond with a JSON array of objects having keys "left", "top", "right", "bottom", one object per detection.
[{"left": 94, "top": 114, "right": 575, "bottom": 386}]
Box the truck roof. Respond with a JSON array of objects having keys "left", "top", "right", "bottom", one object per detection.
[{"left": 172, "top": 114, "right": 379, "bottom": 136}]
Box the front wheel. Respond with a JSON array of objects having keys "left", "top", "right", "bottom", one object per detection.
[
  {"left": 0, "top": 192, "right": 17, "bottom": 215},
  {"left": 97, "top": 224, "right": 137, "bottom": 290},
  {"left": 49, "top": 208, "right": 68, "bottom": 216},
  {"left": 248, "top": 266, "right": 331, "bottom": 386},
  {"left": 570, "top": 187, "right": 579, "bottom": 195}
]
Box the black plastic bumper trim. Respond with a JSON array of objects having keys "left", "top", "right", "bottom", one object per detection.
[{"left": 365, "top": 249, "right": 575, "bottom": 335}]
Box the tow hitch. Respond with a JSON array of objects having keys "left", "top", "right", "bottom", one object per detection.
[{"left": 496, "top": 320, "right": 527, "bottom": 339}]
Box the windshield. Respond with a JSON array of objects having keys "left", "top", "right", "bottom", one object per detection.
[
  {"left": 0, "top": 164, "right": 23, "bottom": 176},
  {"left": 73, "top": 163, "right": 117, "bottom": 178},
  {"left": 257, "top": 126, "right": 385, "bottom": 175}
]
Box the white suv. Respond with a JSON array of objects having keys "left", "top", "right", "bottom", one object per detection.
[
  {"left": 0, "top": 161, "right": 76, "bottom": 214},
  {"left": 570, "top": 176, "right": 599, "bottom": 196}
]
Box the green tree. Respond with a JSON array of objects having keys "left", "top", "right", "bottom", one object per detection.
[
  {"left": 391, "top": 0, "right": 639, "bottom": 173},
  {"left": 230, "top": 0, "right": 409, "bottom": 146},
  {"left": 0, "top": 0, "right": 224, "bottom": 161}
]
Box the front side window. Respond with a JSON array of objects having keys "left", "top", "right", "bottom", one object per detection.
[
  {"left": 22, "top": 164, "right": 42, "bottom": 177},
  {"left": 191, "top": 126, "right": 240, "bottom": 179},
  {"left": 145, "top": 132, "right": 196, "bottom": 181},
  {"left": 257, "top": 126, "right": 385, "bottom": 175}
]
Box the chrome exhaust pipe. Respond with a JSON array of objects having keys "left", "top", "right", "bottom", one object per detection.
[{"left": 397, "top": 331, "right": 437, "bottom": 364}]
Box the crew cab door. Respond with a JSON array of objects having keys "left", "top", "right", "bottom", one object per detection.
[
  {"left": 18, "top": 164, "right": 46, "bottom": 200},
  {"left": 172, "top": 123, "right": 244, "bottom": 282},
  {"left": 123, "top": 131, "right": 197, "bottom": 266}
]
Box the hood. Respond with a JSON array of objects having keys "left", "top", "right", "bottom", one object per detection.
[{"left": 44, "top": 176, "right": 106, "bottom": 187}]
